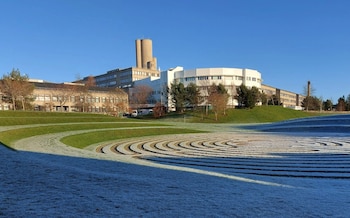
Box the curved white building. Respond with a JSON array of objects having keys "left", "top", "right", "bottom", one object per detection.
[
  {"left": 175, "top": 68, "right": 261, "bottom": 89},
  {"left": 133, "top": 67, "right": 262, "bottom": 108},
  {"left": 175, "top": 67, "right": 262, "bottom": 107}
]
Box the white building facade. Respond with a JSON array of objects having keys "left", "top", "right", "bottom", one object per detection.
[{"left": 132, "top": 67, "right": 262, "bottom": 109}]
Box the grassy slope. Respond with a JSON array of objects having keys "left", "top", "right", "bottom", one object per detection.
[
  {"left": 189, "top": 106, "right": 325, "bottom": 123},
  {"left": 0, "top": 107, "right": 329, "bottom": 149},
  {"left": 0, "top": 123, "right": 168, "bottom": 146},
  {"left": 0, "top": 111, "right": 136, "bottom": 125},
  {"left": 61, "top": 128, "right": 205, "bottom": 149},
  {"left": 0, "top": 111, "right": 205, "bottom": 148}
]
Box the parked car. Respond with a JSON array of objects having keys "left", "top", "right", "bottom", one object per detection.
[{"left": 131, "top": 110, "right": 138, "bottom": 117}]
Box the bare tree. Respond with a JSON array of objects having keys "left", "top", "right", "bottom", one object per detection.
[
  {"left": 0, "top": 69, "right": 34, "bottom": 110},
  {"left": 228, "top": 81, "right": 236, "bottom": 108},
  {"left": 130, "top": 84, "right": 153, "bottom": 110},
  {"left": 74, "top": 84, "right": 93, "bottom": 112},
  {"left": 197, "top": 79, "right": 211, "bottom": 116},
  {"left": 50, "top": 84, "right": 77, "bottom": 112},
  {"left": 207, "top": 83, "right": 229, "bottom": 121},
  {"left": 153, "top": 102, "right": 165, "bottom": 118},
  {"left": 104, "top": 88, "right": 128, "bottom": 115},
  {"left": 85, "top": 76, "right": 96, "bottom": 87}
]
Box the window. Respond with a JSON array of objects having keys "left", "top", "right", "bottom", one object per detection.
[
  {"left": 185, "top": 77, "right": 195, "bottom": 82},
  {"left": 37, "top": 95, "right": 45, "bottom": 101},
  {"left": 211, "top": 76, "right": 222, "bottom": 80},
  {"left": 198, "top": 76, "right": 208, "bottom": 80}
]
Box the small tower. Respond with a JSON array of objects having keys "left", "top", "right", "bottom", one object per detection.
[
  {"left": 135, "top": 39, "right": 157, "bottom": 70},
  {"left": 307, "top": 81, "right": 311, "bottom": 97}
]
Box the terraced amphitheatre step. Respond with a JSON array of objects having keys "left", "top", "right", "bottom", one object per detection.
[{"left": 95, "top": 133, "right": 350, "bottom": 179}]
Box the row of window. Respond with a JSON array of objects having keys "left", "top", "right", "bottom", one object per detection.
[
  {"left": 95, "top": 74, "right": 116, "bottom": 82},
  {"left": 35, "top": 105, "right": 124, "bottom": 113},
  {"left": 183, "top": 75, "right": 261, "bottom": 82},
  {"left": 34, "top": 95, "right": 126, "bottom": 103},
  {"left": 134, "top": 71, "right": 159, "bottom": 77},
  {"left": 97, "top": 81, "right": 117, "bottom": 87}
]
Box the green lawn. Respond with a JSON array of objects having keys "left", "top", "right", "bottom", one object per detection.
[
  {"left": 0, "top": 111, "right": 206, "bottom": 149},
  {"left": 0, "top": 122, "right": 168, "bottom": 146},
  {"left": 189, "top": 106, "right": 326, "bottom": 123},
  {"left": 0, "top": 107, "right": 331, "bottom": 149},
  {"left": 0, "top": 111, "right": 135, "bottom": 126},
  {"left": 61, "top": 128, "right": 206, "bottom": 149}
]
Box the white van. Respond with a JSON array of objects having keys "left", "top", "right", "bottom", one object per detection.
[{"left": 131, "top": 110, "right": 138, "bottom": 117}]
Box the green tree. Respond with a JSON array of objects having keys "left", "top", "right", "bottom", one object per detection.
[
  {"left": 236, "top": 84, "right": 249, "bottom": 107},
  {"left": 169, "top": 82, "right": 186, "bottom": 112},
  {"left": 336, "top": 97, "right": 346, "bottom": 111},
  {"left": 246, "top": 86, "right": 260, "bottom": 109},
  {"left": 260, "top": 92, "right": 268, "bottom": 105},
  {"left": 268, "top": 94, "right": 281, "bottom": 106},
  {"left": 185, "top": 83, "right": 201, "bottom": 110},
  {"left": 0, "top": 69, "right": 34, "bottom": 110},
  {"left": 323, "top": 99, "right": 333, "bottom": 111},
  {"left": 345, "top": 94, "right": 350, "bottom": 111},
  {"left": 236, "top": 84, "right": 259, "bottom": 109},
  {"left": 302, "top": 96, "right": 321, "bottom": 111}
]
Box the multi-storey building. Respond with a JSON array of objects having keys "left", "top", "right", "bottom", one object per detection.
[
  {"left": 78, "top": 38, "right": 304, "bottom": 110},
  {"left": 261, "top": 84, "right": 304, "bottom": 109},
  {"left": 82, "top": 39, "right": 160, "bottom": 88},
  {"left": 132, "top": 67, "right": 262, "bottom": 109},
  {"left": 30, "top": 80, "right": 128, "bottom": 114},
  {"left": 92, "top": 67, "right": 160, "bottom": 88}
]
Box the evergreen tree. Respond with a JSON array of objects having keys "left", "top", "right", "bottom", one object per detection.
[
  {"left": 236, "top": 84, "right": 259, "bottom": 109},
  {"left": 169, "top": 82, "right": 186, "bottom": 112},
  {"left": 185, "top": 83, "right": 201, "bottom": 110}
]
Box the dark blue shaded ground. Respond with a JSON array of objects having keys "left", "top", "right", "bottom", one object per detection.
[
  {"left": 242, "top": 114, "right": 350, "bottom": 136},
  {"left": 2, "top": 143, "right": 350, "bottom": 217}
]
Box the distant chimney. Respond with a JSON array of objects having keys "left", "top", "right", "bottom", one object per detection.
[
  {"left": 135, "top": 39, "right": 157, "bottom": 70},
  {"left": 307, "top": 81, "right": 311, "bottom": 97}
]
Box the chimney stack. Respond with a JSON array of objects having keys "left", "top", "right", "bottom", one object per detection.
[{"left": 135, "top": 39, "right": 157, "bottom": 70}]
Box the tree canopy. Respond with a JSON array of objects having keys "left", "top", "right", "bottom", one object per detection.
[
  {"left": 185, "top": 83, "right": 201, "bottom": 109},
  {"left": 207, "top": 83, "right": 229, "bottom": 121},
  {"left": 169, "top": 82, "right": 186, "bottom": 112},
  {"left": 236, "top": 84, "right": 260, "bottom": 109},
  {"left": 0, "top": 69, "right": 34, "bottom": 110},
  {"left": 302, "top": 96, "right": 321, "bottom": 111},
  {"left": 129, "top": 84, "right": 153, "bottom": 110}
]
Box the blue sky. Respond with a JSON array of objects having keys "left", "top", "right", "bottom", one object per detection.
[{"left": 1, "top": 0, "right": 349, "bottom": 101}]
